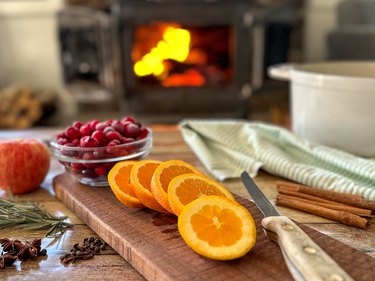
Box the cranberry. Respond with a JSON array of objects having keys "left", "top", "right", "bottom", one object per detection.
[
  {"left": 116, "top": 149, "right": 129, "bottom": 157},
  {"left": 106, "top": 140, "right": 121, "bottom": 156},
  {"left": 89, "top": 120, "right": 100, "bottom": 130},
  {"left": 82, "top": 169, "right": 98, "bottom": 178},
  {"left": 71, "top": 139, "right": 80, "bottom": 146},
  {"left": 80, "top": 136, "right": 99, "bottom": 147},
  {"left": 65, "top": 126, "right": 81, "bottom": 141},
  {"left": 91, "top": 130, "right": 106, "bottom": 145},
  {"left": 82, "top": 152, "right": 95, "bottom": 160},
  {"left": 107, "top": 139, "right": 121, "bottom": 146},
  {"left": 106, "top": 131, "right": 121, "bottom": 141},
  {"left": 92, "top": 150, "right": 107, "bottom": 160},
  {"left": 83, "top": 163, "right": 98, "bottom": 169},
  {"left": 111, "top": 120, "right": 125, "bottom": 134},
  {"left": 61, "top": 143, "right": 74, "bottom": 148},
  {"left": 124, "top": 123, "right": 140, "bottom": 138},
  {"left": 137, "top": 128, "right": 149, "bottom": 140},
  {"left": 72, "top": 121, "right": 83, "bottom": 129},
  {"left": 95, "top": 166, "right": 107, "bottom": 176},
  {"left": 121, "top": 121, "right": 132, "bottom": 128},
  {"left": 121, "top": 116, "right": 135, "bottom": 123},
  {"left": 71, "top": 163, "right": 84, "bottom": 170},
  {"left": 120, "top": 137, "right": 134, "bottom": 143},
  {"left": 107, "top": 148, "right": 123, "bottom": 157},
  {"left": 57, "top": 137, "right": 69, "bottom": 145},
  {"left": 56, "top": 132, "right": 66, "bottom": 139},
  {"left": 103, "top": 126, "right": 115, "bottom": 134},
  {"left": 95, "top": 122, "right": 108, "bottom": 131},
  {"left": 80, "top": 124, "right": 93, "bottom": 136},
  {"left": 61, "top": 143, "right": 78, "bottom": 157},
  {"left": 103, "top": 162, "right": 115, "bottom": 170},
  {"left": 126, "top": 145, "right": 137, "bottom": 155},
  {"left": 82, "top": 152, "right": 97, "bottom": 168}
]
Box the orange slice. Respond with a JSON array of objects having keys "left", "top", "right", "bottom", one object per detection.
[
  {"left": 150, "top": 160, "right": 205, "bottom": 213},
  {"left": 108, "top": 161, "right": 144, "bottom": 208},
  {"left": 130, "top": 159, "right": 169, "bottom": 213},
  {"left": 168, "top": 173, "right": 235, "bottom": 216},
  {"left": 178, "top": 195, "right": 256, "bottom": 260}
]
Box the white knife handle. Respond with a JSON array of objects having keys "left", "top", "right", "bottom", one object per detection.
[{"left": 262, "top": 216, "right": 354, "bottom": 281}]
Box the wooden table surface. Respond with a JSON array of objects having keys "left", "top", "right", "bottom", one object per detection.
[{"left": 0, "top": 125, "right": 374, "bottom": 280}]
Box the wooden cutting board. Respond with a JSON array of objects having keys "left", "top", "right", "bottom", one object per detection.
[{"left": 53, "top": 173, "right": 375, "bottom": 281}]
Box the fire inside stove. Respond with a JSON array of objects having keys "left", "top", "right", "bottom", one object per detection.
[{"left": 132, "top": 22, "right": 233, "bottom": 88}]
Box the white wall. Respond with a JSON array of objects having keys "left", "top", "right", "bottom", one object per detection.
[{"left": 0, "top": 0, "right": 65, "bottom": 89}]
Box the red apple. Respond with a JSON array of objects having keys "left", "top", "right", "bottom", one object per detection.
[{"left": 0, "top": 139, "right": 51, "bottom": 194}]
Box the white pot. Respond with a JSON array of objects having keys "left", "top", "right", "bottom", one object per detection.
[{"left": 268, "top": 61, "right": 375, "bottom": 157}]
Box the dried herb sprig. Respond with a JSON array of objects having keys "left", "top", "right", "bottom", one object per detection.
[{"left": 0, "top": 197, "right": 73, "bottom": 237}]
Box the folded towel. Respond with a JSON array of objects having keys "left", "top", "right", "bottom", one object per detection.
[{"left": 179, "top": 119, "right": 375, "bottom": 201}]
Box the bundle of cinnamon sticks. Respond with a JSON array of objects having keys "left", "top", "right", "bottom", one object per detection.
[{"left": 275, "top": 181, "right": 375, "bottom": 229}]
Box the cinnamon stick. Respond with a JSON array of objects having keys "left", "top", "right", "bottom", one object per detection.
[
  {"left": 278, "top": 187, "right": 373, "bottom": 217},
  {"left": 278, "top": 186, "right": 345, "bottom": 205},
  {"left": 277, "top": 181, "right": 375, "bottom": 210},
  {"left": 276, "top": 194, "right": 370, "bottom": 229}
]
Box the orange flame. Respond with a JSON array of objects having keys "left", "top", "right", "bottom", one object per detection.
[{"left": 134, "top": 27, "right": 191, "bottom": 78}]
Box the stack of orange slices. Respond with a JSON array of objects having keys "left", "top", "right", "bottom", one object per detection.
[{"left": 108, "top": 159, "right": 256, "bottom": 260}]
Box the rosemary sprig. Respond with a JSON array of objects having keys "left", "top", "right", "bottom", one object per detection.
[{"left": 0, "top": 197, "right": 73, "bottom": 237}]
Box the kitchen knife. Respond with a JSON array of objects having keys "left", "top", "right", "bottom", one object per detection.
[{"left": 240, "top": 171, "right": 354, "bottom": 281}]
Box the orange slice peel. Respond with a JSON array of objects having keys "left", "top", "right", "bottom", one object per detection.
[
  {"left": 107, "top": 161, "right": 144, "bottom": 208},
  {"left": 130, "top": 159, "right": 169, "bottom": 213}
]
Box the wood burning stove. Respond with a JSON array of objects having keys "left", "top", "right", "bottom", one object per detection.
[{"left": 112, "top": 0, "right": 265, "bottom": 121}]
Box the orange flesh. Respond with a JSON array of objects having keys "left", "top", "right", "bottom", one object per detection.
[
  {"left": 191, "top": 205, "right": 242, "bottom": 247},
  {"left": 137, "top": 163, "right": 160, "bottom": 190},
  {"left": 175, "top": 178, "right": 227, "bottom": 205},
  {"left": 114, "top": 173, "right": 137, "bottom": 196},
  {"left": 159, "top": 165, "right": 195, "bottom": 192},
  {"left": 115, "top": 164, "right": 138, "bottom": 196}
]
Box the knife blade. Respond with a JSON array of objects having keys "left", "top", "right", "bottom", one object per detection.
[{"left": 241, "top": 171, "right": 354, "bottom": 281}]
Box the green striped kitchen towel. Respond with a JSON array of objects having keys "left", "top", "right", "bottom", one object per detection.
[{"left": 178, "top": 119, "right": 375, "bottom": 201}]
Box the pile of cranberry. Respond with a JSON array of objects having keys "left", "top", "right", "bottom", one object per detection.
[
  {"left": 54, "top": 117, "right": 150, "bottom": 179},
  {"left": 55, "top": 117, "right": 148, "bottom": 147}
]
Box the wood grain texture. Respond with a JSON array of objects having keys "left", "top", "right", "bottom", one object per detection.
[
  {"left": 305, "top": 223, "right": 375, "bottom": 257},
  {"left": 54, "top": 173, "right": 375, "bottom": 281},
  {"left": 0, "top": 254, "right": 145, "bottom": 281}
]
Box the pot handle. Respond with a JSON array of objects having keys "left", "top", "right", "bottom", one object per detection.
[{"left": 268, "top": 63, "right": 294, "bottom": 81}]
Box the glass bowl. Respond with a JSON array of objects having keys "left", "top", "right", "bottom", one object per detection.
[{"left": 50, "top": 129, "right": 152, "bottom": 186}]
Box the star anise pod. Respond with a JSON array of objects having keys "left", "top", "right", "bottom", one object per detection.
[
  {"left": 2, "top": 253, "right": 17, "bottom": 266},
  {"left": 0, "top": 238, "right": 24, "bottom": 253},
  {"left": 30, "top": 239, "right": 42, "bottom": 254},
  {"left": 0, "top": 253, "right": 17, "bottom": 269},
  {"left": 17, "top": 241, "right": 38, "bottom": 261},
  {"left": 0, "top": 256, "right": 5, "bottom": 269}
]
